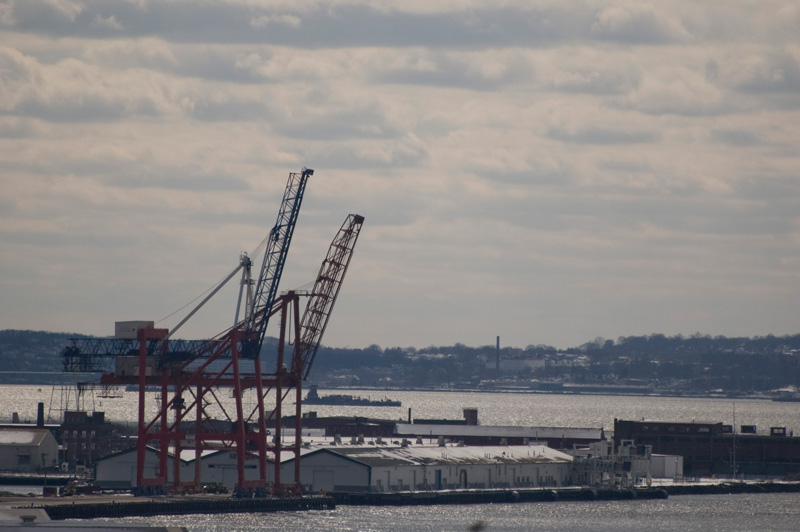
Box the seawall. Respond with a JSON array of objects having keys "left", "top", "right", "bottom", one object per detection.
[
  {"left": 36, "top": 496, "right": 335, "bottom": 520},
  {"left": 23, "top": 482, "right": 800, "bottom": 520},
  {"left": 332, "top": 482, "right": 800, "bottom": 506}
]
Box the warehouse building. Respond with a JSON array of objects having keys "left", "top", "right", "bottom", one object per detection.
[
  {"left": 614, "top": 418, "right": 800, "bottom": 478},
  {"left": 0, "top": 428, "right": 59, "bottom": 472},
  {"left": 95, "top": 447, "right": 261, "bottom": 490},
  {"left": 394, "top": 423, "right": 604, "bottom": 450},
  {"left": 281, "top": 444, "right": 573, "bottom": 492},
  {"left": 95, "top": 443, "right": 573, "bottom": 493}
]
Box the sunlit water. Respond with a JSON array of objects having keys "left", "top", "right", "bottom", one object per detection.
[
  {"left": 86, "top": 493, "right": 800, "bottom": 531},
  {"left": 1, "top": 385, "right": 798, "bottom": 530},
  {"left": 4, "top": 386, "right": 797, "bottom": 435}
]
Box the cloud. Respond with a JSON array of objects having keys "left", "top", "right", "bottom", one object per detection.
[
  {"left": 250, "top": 14, "right": 301, "bottom": 29},
  {"left": 90, "top": 14, "right": 123, "bottom": 31},
  {"left": 0, "top": 1, "right": 799, "bottom": 349},
  {"left": 712, "top": 129, "right": 758, "bottom": 147},
  {"left": 628, "top": 65, "right": 729, "bottom": 115},
  {"left": 546, "top": 125, "right": 657, "bottom": 145},
  {"left": 591, "top": 3, "right": 691, "bottom": 44},
  {"left": 0, "top": 47, "right": 169, "bottom": 121}
]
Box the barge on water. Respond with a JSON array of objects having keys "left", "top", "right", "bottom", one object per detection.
[{"left": 303, "top": 386, "right": 400, "bottom": 407}]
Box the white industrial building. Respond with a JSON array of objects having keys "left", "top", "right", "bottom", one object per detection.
[
  {"left": 95, "top": 446, "right": 262, "bottom": 490},
  {"left": 650, "top": 454, "right": 684, "bottom": 480},
  {"left": 281, "top": 444, "right": 573, "bottom": 492},
  {"left": 569, "top": 440, "right": 683, "bottom": 487},
  {"left": 0, "top": 428, "right": 59, "bottom": 472},
  {"left": 94, "top": 443, "right": 573, "bottom": 493},
  {"left": 95, "top": 447, "right": 180, "bottom": 489}
]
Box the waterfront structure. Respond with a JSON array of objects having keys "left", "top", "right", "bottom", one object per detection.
[
  {"left": 95, "top": 442, "right": 574, "bottom": 493},
  {"left": 614, "top": 419, "right": 800, "bottom": 478},
  {"left": 61, "top": 410, "right": 115, "bottom": 471},
  {"left": 280, "top": 444, "right": 573, "bottom": 492},
  {"left": 394, "top": 423, "right": 604, "bottom": 450},
  {"left": 94, "top": 446, "right": 263, "bottom": 491},
  {"left": 95, "top": 447, "right": 181, "bottom": 490},
  {"left": 570, "top": 439, "right": 658, "bottom": 487},
  {"left": 0, "top": 428, "right": 58, "bottom": 472}
]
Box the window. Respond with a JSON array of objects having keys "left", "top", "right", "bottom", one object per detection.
[{"left": 17, "top": 454, "right": 31, "bottom": 466}]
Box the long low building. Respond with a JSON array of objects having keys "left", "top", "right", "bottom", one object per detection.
[
  {"left": 614, "top": 419, "right": 800, "bottom": 478},
  {"left": 281, "top": 444, "right": 574, "bottom": 492},
  {"left": 95, "top": 443, "right": 573, "bottom": 493},
  {"left": 393, "top": 423, "right": 604, "bottom": 450}
]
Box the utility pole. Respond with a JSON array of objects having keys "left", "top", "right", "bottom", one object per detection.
[{"left": 732, "top": 402, "right": 737, "bottom": 481}]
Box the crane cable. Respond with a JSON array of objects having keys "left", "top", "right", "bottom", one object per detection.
[{"left": 155, "top": 233, "right": 270, "bottom": 328}]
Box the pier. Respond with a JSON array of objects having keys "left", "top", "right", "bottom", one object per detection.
[
  {"left": 29, "top": 495, "right": 334, "bottom": 520},
  {"left": 6, "top": 482, "right": 797, "bottom": 520},
  {"left": 331, "top": 482, "right": 800, "bottom": 506}
]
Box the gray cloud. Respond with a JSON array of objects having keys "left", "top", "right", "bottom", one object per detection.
[
  {"left": 6, "top": 2, "right": 586, "bottom": 48},
  {"left": 590, "top": 4, "right": 691, "bottom": 44},
  {"left": 546, "top": 126, "right": 658, "bottom": 144},
  {"left": 1, "top": 0, "right": 798, "bottom": 349}
]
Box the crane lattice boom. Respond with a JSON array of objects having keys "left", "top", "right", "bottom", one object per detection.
[
  {"left": 244, "top": 168, "right": 312, "bottom": 358},
  {"left": 293, "top": 214, "right": 364, "bottom": 379}
]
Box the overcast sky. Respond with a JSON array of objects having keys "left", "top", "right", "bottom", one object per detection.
[{"left": 1, "top": 1, "right": 799, "bottom": 350}]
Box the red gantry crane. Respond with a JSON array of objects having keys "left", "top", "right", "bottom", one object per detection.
[{"left": 62, "top": 169, "right": 365, "bottom": 496}]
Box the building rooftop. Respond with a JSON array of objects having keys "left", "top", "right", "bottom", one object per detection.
[
  {"left": 0, "top": 428, "right": 51, "bottom": 446},
  {"left": 289, "top": 444, "right": 573, "bottom": 468},
  {"left": 394, "top": 423, "right": 603, "bottom": 441}
]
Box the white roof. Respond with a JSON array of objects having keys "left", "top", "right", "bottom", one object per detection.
[
  {"left": 394, "top": 423, "right": 602, "bottom": 440},
  {"left": 0, "top": 428, "right": 48, "bottom": 446},
  {"left": 299, "top": 444, "right": 573, "bottom": 467}
]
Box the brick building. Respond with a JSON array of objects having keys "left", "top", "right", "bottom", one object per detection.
[{"left": 613, "top": 419, "right": 800, "bottom": 478}]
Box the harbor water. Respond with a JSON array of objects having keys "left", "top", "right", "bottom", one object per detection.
[
  {"left": 1, "top": 385, "right": 798, "bottom": 530},
  {"left": 92, "top": 493, "right": 800, "bottom": 531},
  {"left": 5, "top": 385, "right": 798, "bottom": 436}
]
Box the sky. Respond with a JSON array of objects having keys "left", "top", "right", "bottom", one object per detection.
[{"left": 1, "top": 1, "right": 799, "bottom": 351}]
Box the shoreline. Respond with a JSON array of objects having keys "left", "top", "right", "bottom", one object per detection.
[
  {"left": 313, "top": 385, "right": 780, "bottom": 401},
  {"left": 3, "top": 482, "right": 798, "bottom": 520}
]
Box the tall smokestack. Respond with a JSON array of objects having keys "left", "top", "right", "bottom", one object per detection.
[
  {"left": 496, "top": 336, "right": 500, "bottom": 371},
  {"left": 37, "top": 402, "right": 44, "bottom": 428}
]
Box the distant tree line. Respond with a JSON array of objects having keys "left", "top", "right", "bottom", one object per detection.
[{"left": 1, "top": 330, "right": 798, "bottom": 393}]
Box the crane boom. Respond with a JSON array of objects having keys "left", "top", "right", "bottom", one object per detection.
[
  {"left": 292, "top": 214, "right": 364, "bottom": 379},
  {"left": 56, "top": 167, "right": 373, "bottom": 496},
  {"left": 243, "top": 168, "right": 312, "bottom": 358},
  {"left": 61, "top": 168, "right": 313, "bottom": 370}
]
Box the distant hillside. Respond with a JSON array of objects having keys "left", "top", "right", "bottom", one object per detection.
[
  {"left": 0, "top": 329, "right": 92, "bottom": 384},
  {"left": 0, "top": 330, "right": 280, "bottom": 385},
  {"left": 1, "top": 330, "right": 798, "bottom": 393}
]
